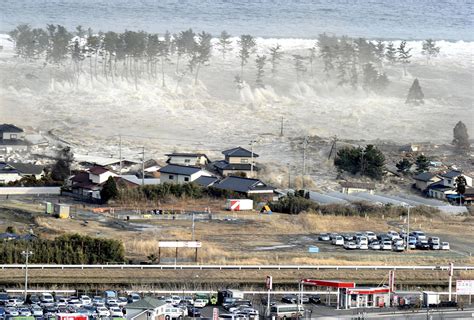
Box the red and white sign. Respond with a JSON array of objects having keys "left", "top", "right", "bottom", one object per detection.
[
  {"left": 158, "top": 241, "right": 202, "bottom": 248},
  {"left": 212, "top": 307, "right": 219, "bottom": 320},
  {"left": 347, "top": 287, "right": 390, "bottom": 295},
  {"left": 266, "top": 275, "right": 273, "bottom": 290},
  {"left": 456, "top": 280, "right": 474, "bottom": 295},
  {"left": 230, "top": 200, "right": 240, "bottom": 211}
]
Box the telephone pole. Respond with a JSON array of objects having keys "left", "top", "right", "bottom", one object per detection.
[
  {"left": 280, "top": 116, "right": 284, "bottom": 137},
  {"left": 119, "top": 134, "right": 122, "bottom": 176},
  {"left": 141, "top": 146, "right": 145, "bottom": 186},
  {"left": 250, "top": 140, "right": 257, "bottom": 177},
  {"left": 21, "top": 250, "right": 33, "bottom": 300},
  {"left": 302, "top": 136, "right": 308, "bottom": 189}
]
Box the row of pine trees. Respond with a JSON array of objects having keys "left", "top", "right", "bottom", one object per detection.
[
  {"left": 9, "top": 24, "right": 441, "bottom": 92},
  {"left": 0, "top": 234, "right": 125, "bottom": 264}
]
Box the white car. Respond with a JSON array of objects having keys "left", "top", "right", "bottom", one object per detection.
[
  {"left": 96, "top": 306, "right": 110, "bottom": 317},
  {"left": 32, "top": 306, "right": 44, "bottom": 316},
  {"left": 19, "top": 307, "right": 32, "bottom": 316},
  {"left": 364, "top": 231, "right": 377, "bottom": 241},
  {"left": 393, "top": 238, "right": 404, "bottom": 246},
  {"left": 163, "top": 307, "right": 184, "bottom": 319},
  {"left": 369, "top": 241, "right": 381, "bottom": 250},
  {"left": 441, "top": 242, "right": 450, "bottom": 250},
  {"left": 41, "top": 293, "right": 54, "bottom": 304},
  {"left": 5, "top": 307, "right": 20, "bottom": 316},
  {"left": 411, "top": 231, "right": 427, "bottom": 240},
  {"left": 387, "top": 230, "right": 401, "bottom": 240},
  {"left": 171, "top": 295, "right": 181, "bottom": 306},
  {"left": 332, "top": 236, "right": 344, "bottom": 246},
  {"left": 344, "top": 241, "right": 357, "bottom": 250},
  {"left": 193, "top": 299, "right": 207, "bottom": 308},
  {"left": 381, "top": 241, "right": 392, "bottom": 250},
  {"left": 80, "top": 295, "right": 92, "bottom": 305},
  {"left": 358, "top": 243, "right": 369, "bottom": 250},
  {"left": 6, "top": 298, "right": 23, "bottom": 307},
  {"left": 392, "top": 244, "right": 404, "bottom": 252},
  {"left": 109, "top": 306, "right": 123, "bottom": 317}
]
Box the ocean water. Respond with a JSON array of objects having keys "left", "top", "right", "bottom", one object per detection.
[{"left": 0, "top": 0, "right": 472, "bottom": 40}]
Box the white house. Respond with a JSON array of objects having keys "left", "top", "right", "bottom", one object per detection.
[
  {"left": 427, "top": 182, "right": 457, "bottom": 200},
  {"left": 165, "top": 153, "right": 210, "bottom": 167},
  {"left": 0, "top": 124, "right": 25, "bottom": 141},
  {"left": 125, "top": 297, "right": 168, "bottom": 320},
  {"left": 88, "top": 166, "right": 117, "bottom": 184},
  {"left": 413, "top": 172, "right": 441, "bottom": 191},
  {"left": 440, "top": 170, "right": 473, "bottom": 188},
  {"left": 158, "top": 164, "right": 213, "bottom": 184},
  {"left": 0, "top": 162, "right": 45, "bottom": 184},
  {"left": 0, "top": 162, "right": 22, "bottom": 184}
]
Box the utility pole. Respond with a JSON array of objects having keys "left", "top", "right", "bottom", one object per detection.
[
  {"left": 250, "top": 140, "right": 256, "bottom": 177},
  {"left": 21, "top": 249, "right": 33, "bottom": 300},
  {"left": 141, "top": 146, "right": 145, "bottom": 186},
  {"left": 280, "top": 116, "right": 284, "bottom": 137},
  {"left": 119, "top": 134, "right": 122, "bottom": 176},
  {"left": 288, "top": 163, "right": 291, "bottom": 189},
  {"left": 302, "top": 137, "right": 308, "bottom": 189},
  {"left": 405, "top": 205, "right": 410, "bottom": 252}
]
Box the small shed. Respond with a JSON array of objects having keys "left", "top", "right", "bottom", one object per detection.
[
  {"left": 44, "top": 202, "right": 53, "bottom": 214},
  {"left": 54, "top": 203, "right": 70, "bottom": 219}
]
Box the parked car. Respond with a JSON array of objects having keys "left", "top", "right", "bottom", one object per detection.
[
  {"left": 392, "top": 238, "right": 404, "bottom": 246},
  {"left": 387, "top": 230, "right": 401, "bottom": 240},
  {"left": 19, "top": 307, "right": 32, "bottom": 316},
  {"left": 343, "top": 242, "right": 357, "bottom": 250},
  {"left": 193, "top": 298, "right": 207, "bottom": 308},
  {"left": 332, "top": 236, "right": 344, "bottom": 246},
  {"left": 127, "top": 293, "right": 140, "bottom": 304},
  {"left": 381, "top": 241, "right": 392, "bottom": 250},
  {"left": 308, "top": 295, "right": 321, "bottom": 304},
  {"left": 109, "top": 306, "right": 123, "bottom": 317},
  {"left": 318, "top": 233, "right": 330, "bottom": 241},
  {"left": 5, "top": 306, "right": 19, "bottom": 316},
  {"left": 392, "top": 243, "right": 404, "bottom": 252},
  {"left": 342, "top": 234, "right": 354, "bottom": 241},
  {"left": 236, "top": 307, "right": 259, "bottom": 317},
  {"left": 163, "top": 306, "right": 184, "bottom": 319},
  {"left": 0, "top": 307, "right": 5, "bottom": 318},
  {"left": 96, "top": 306, "right": 110, "bottom": 317},
  {"left": 364, "top": 231, "right": 377, "bottom": 241},
  {"left": 281, "top": 295, "right": 297, "bottom": 304},
  {"left": 80, "top": 295, "right": 92, "bottom": 306},
  {"left": 0, "top": 293, "right": 9, "bottom": 306},
  {"left": 369, "top": 241, "right": 381, "bottom": 250},
  {"left": 441, "top": 242, "right": 450, "bottom": 250},
  {"left": 40, "top": 293, "right": 54, "bottom": 304},
  {"left": 411, "top": 231, "right": 427, "bottom": 240},
  {"left": 329, "top": 233, "right": 339, "bottom": 240},
  {"left": 358, "top": 243, "right": 369, "bottom": 250},
  {"left": 188, "top": 307, "right": 201, "bottom": 317},
  {"left": 31, "top": 305, "right": 44, "bottom": 316},
  {"left": 117, "top": 297, "right": 128, "bottom": 307},
  {"left": 429, "top": 237, "right": 441, "bottom": 250},
  {"left": 416, "top": 240, "right": 430, "bottom": 250}
]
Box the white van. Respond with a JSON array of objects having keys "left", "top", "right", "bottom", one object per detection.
[
  {"left": 270, "top": 304, "right": 304, "bottom": 319},
  {"left": 332, "top": 236, "right": 344, "bottom": 246},
  {"left": 163, "top": 306, "right": 185, "bottom": 320},
  {"left": 41, "top": 293, "right": 54, "bottom": 303}
]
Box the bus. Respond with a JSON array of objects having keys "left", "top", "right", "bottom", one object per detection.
[{"left": 269, "top": 304, "right": 304, "bottom": 319}]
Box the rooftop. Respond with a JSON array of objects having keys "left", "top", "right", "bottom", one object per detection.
[
  {"left": 0, "top": 124, "right": 24, "bottom": 133},
  {"left": 214, "top": 176, "right": 273, "bottom": 193},
  {"left": 88, "top": 166, "right": 111, "bottom": 175},
  {"left": 222, "top": 146, "right": 259, "bottom": 158},
  {"left": 441, "top": 170, "right": 463, "bottom": 179},
  {"left": 126, "top": 297, "right": 167, "bottom": 310},
  {"left": 8, "top": 162, "right": 44, "bottom": 175},
  {"left": 158, "top": 164, "right": 203, "bottom": 176},
  {"left": 213, "top": 160, "right": 256, "bottom": 171},
  {"left": 166, "top": 152, "right": 209, "bottom": 158},
  {"left": 413, "top": 172, "right": 439, "bottom": 182},
  {"left": 194, "top": 175, "right": 218, "bottom": 187}
]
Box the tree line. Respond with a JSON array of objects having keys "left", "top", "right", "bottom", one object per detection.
[
  {"left": 0, "top": 234, "right": 125, "bottom": 264},
  {"left": 9, "top": 24, "right": 440, "bottom": 92}
]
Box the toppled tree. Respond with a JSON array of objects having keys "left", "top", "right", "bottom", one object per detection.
[
  {"left": 396, "top": 158, "right": 412, "bottom": 174},
  {"left": 415, "top": 154, "right": 430, "bottom": 173},
  {"left": 406, "top": 78, "right": 424, "bottom": 105},
  {"left": 51, "top": 147, "right": 73, "bottom": 182},
  {"left": 255, "top": 54, "right": 267, "bottom": 88},
  {"left": 452, "top": 121, "right": 470, "bottom": 150},
  {"left": 421, "top": 39, "right": 440, "bottom": 64},
  {"left": 334, "top": 144, "right": 385, "bottom": 180},
  {"left": 100, "top": 176, "right": 119, "bottom": 203}
]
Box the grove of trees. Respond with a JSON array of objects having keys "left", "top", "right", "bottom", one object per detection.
[{"left": 334, "top": 144, "right": 385, "bottom": 180}]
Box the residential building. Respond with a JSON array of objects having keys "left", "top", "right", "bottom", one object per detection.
[
  {"left": 0, "top": 162, "right": 22, "bottom": 184},
  {"left": 88, "top": 166, "right": 117, "bottom": 184},
  {"left": 158, "top": 164, "right": 214, "bottom": 184},
  {"left": 0, "top": 162, "right": 45, "bottom": 184},
  {"left": 0, "top": 124, "right": 28, "bottom": 153},
  {"left": 125, "top": 296, "right": 168, "bottom": 320},
  {"left": 165, "top": 153, "right": 210, "bottom": 167},
  {"left": 213, "top": 146, "right": 259, "bottom": 178},
  {"left": 427, "top": 182, "right": 457, "bottom": 200},
  {"left": 413, "top": 172, "right": 441, "bottom": 191},
  {"left": 193, "top": 175, "right": 219, "bottom": 187},
  {"left": 340, "top": 182, "right": 376, "bottom": 195},
  {"left": 440, "top": 170, "right": 473, "bottom": 188},
  {"left": 212, "top": 176, "right": 278, "bottom": 201}
]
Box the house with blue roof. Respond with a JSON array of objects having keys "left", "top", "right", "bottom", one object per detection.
[{"left": 158, "top": 164, "right": 214, "bottom": 184}]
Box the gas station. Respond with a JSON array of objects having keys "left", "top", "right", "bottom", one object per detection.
[{"left": 300, "top": 279, "right": 391, "bottom": 310}]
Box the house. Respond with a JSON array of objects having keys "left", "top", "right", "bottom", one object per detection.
[
  {"left": 120, "top": 174, "right": 161, "bottom": 186},
  {"left": 213, "top": 146, "right": 259, "bottom": 178},
  {"left": 413, "top": 172, "right": 441, "bottom": 191},
  {"left": 427, "top": 182, "right": 457, "bottom": 200},
  {"left": 158, "top": 164, "right": 214, "bottom": 184},
  {"left": 193, "top": 175, "right": 219, "bottom": 187},
  {"left": 462, "top": 188, "right": 474, "bottom": 204},
  {"left": 440, "top": 170, "right": 473, "bottom": 188},
  {"left": 0, "top": 124, "right": 25, "bottom": 141},
  {"left": 125, "top": 296, "right": 168, "bottom": 320},
  {"left": 88, "top": 166, "right": 117, "bottom": 184},
  {"left": 213, "top": 176, "right": 278, "bottom": 201},
  {"left": 165, "top": 153, "right": 210, "bottom": 167},
  {"left": 0, "top": 162, "right": 45, "bottom": 184},
  {"left": 0, "top": 124, "right": 28, "bottom": 153},
  {"left": 340, "top": 182, "right": 376, "bottom": 195}
]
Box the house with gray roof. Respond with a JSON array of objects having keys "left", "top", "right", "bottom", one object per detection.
[
  {"left": 0, "top": 124, "right": 28, "bottom": 153},
  {"left": 0, "top": 162, "right": 45, "bottom": 184},
  {"left": 158, "top": 164, "right": 214, "bottom": 184},
  {"left": 413, "top": 172, "right": 441, "bottom": 191},
  {"left": 165, "top": 152, "right": 210, "bottom": 167},
  {"left": 213, "top": 176, "right": 278, "bottom": 200},
  {"left": 213, "top": 146, "right": 259, "bottom": 178},
  {"left": 193, "top": 175, "right": 219, "bottom": 187},
  {"left": 440, "top": 170, "right": 472, "bottom": 188},
  {"left": 125, "top": 296, "right": 168, "bottom": 320}
]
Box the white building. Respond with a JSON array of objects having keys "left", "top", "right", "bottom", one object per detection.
[
  {"left": 165, "top": 153, "right": 210, "bottom": 167},
  {"left": 88, "top": 166, "right": 117, "bottom": 184},
  {"left": 158, "top": 164, "right": 214, "bottom": 184},
  {"left": 440, "top": 170, "right": 472, "bottom": 188}
]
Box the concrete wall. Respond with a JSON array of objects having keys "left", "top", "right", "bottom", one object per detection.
[{"left": 0, "top": 187, "right": 61, "bottom": 195}]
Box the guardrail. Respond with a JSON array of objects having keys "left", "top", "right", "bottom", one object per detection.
[{"left": 1, "top": 264, "right": 473, "bottom": 271}]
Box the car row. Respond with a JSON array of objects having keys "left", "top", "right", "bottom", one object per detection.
[{"left": 319, "top": 230, "right": 450, "bottom": 252}]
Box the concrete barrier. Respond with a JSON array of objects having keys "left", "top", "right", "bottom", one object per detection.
[{"left": 0, "top": 187, "right": 61, "bottom": 195}]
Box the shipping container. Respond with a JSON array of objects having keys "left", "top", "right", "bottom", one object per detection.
[
  {"left": 53, "top": 203, "right": 70, "bottom": 219},
  {"left": 225, "top": 199, "right": 253, "bottom": 211}
]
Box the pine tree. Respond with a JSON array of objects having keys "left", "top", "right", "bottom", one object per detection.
[
  {"left": 237, "top": 34, "right": 256, "bottom": 80},
  {"left": 397, "top": 40, "right": 412, "bottom": 76},
  {"left": 415, "top": 154, "right": 430, "bottom": 173},
  {"left": 396, "top": 158, "right": 412, "bottom": 174},
  {"left": 385, "top": 42, "right": 397, "bottom": 64},
  {"left": 100, "top": 176, "right": 119, "bottom": 203},
  {"left": 319, "top": 45, "right": 334, "bottom": 77},
  {"left": 189, "top": 31, "right": 212, "bottom": 85},
  {"left": 293, "top": 54, "right": 306, "bottom": 82},
  {"left": 452, "top": 121, "right": 470, "bottom": 150},
  {"left": 421, "top": 39, "right": 440, "bottom": 63},
  {"left": 374, "top": 40, "right": 385, "bottom": 69},
  {"left": 217, "top": 30, "right": 233, "bottom": 59},
  {"left": 269, "top": 44, "right": 283, "bottom": 76},
  {"left": 255, "top": 55, "right": 267, "bottom": 88},
  {"left": 406, "top": 78, "right": 424, "bottom": 105}
]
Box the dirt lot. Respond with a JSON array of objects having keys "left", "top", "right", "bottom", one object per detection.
[{"left": 1, "top": 198, "right": 473, "bottom": 267}]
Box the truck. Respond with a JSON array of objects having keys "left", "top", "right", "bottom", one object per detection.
[
  {"left": 225, "top": 199, "right": 253, "bottom": 211},
  {"left": 422, "top": 291, "right": 440, "bottom": 307}
]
